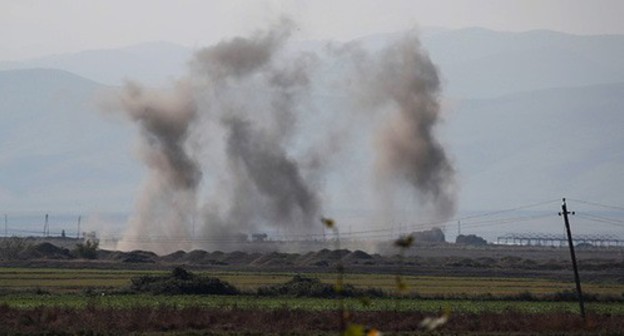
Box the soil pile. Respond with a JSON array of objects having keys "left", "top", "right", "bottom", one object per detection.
[{"left": 18, "top": 243, "right": 72, "bottom": 260}]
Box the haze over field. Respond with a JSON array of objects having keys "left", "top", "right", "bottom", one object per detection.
[{"left": 1, "top": 1, "right": 623, "bottom": 250}]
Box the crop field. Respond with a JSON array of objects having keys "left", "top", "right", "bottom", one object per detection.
[
  {"left": 2, "top": 267, "right": 624, "bottom": 297},
  {"left": 3, "top": 293, "right": 624, "bottom": 315},
  {"left": 2, "top": 267, "right": 624, "bottom": 334}
]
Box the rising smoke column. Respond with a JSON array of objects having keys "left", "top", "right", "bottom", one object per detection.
[
  {"left": 191, "top": 18, "right": 321, "bottom": 237},
  {"left": 107, "top": 20, "right": 456, "bottom": 253},
  {"left": 114, "top": 81, "right": 201, "bottom": 253},
  {"left": 364, "top": 34, "right": 456, "bottom": 218},
  {"left": 223, "top": 116, "right": 319, "bottom": 231}
]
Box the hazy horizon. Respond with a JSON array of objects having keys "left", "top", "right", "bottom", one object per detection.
[{"left": 3, "top": 0, "right": 624, "bottom": 61}]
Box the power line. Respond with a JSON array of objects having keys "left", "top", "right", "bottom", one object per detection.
[
  {"left": 459, "top": 214, "right": 553, "bottom": 230},
  {"left": 576, "top": 214, "right": 624, "bottom": 228},
  {"left": 567, "top": 198, "right": 624, "bottom": 212},
  {"left": 457, "top": 199, "right": 560, "bottom": 221}
]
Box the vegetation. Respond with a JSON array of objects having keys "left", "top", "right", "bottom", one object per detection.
[
  {"left": 129, "top": 267, "right": 239, "bottom": 295},
  {"left": 2, "top": 267, "right": 624, "bottom": 298},
  {"left": 411, "top": 227, "right": 445, "bottom": 243},
  {"left": 257, "top": 274, "right": 383, "bottom": 298},
  {"left": 456, "top": 234, "right": 488, "bottom": 245},
  {"left": 2, "top": 265, "right": 624, "bottom": 334},
  {"left": 2, "top": 217, "right": 624, "bottom": 336},
  {"left": 3, "top": 292, "right": 624, "bottom": 313},
  {"left": 2, "top": 304, "right": 624, "bottom": 335},
  {"left": 72, "top": 239, "right": 99, "bottom": 259}
]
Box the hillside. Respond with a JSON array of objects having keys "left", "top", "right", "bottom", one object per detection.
[
  {"left": 3, "top": 29, "right": 624, "bottom": 97},
  {"left": 0, "top": 41, "right": 191, "bottom": 87},
  {"left": 447, "top": 82, "right": 624, "bottom": 212},
  {"left": 421, "top": 28, "right": 624, "bottom": 98},
  {"left": 0, "top": 68, "right": 140, "bottom": 213}
]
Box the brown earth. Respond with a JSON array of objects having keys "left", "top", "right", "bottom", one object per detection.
[{"left": 0, "top": 305, "right": 621, "bottom": 335}]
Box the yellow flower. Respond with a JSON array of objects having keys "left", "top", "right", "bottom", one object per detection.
[
  {"left": 394, "top": 234, "right": 414, "bottom": 248},
  {"left": 366, "top": 328, "right": 381, "bottom": 336},
  {"left": 321, "top": 217, "right": 335, "bottom": 229}
]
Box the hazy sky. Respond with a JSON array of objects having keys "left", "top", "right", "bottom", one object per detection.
[{"left": 2, "top": 0, "right": 624, "bottom": 61}]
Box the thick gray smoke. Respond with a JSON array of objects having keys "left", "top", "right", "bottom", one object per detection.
[
  {"left": 193, "top": 19, "right": 293, "bottom": 81},
  {"left": 223, "top": 116, "right": 319, "bottom": 229},
  {"left": 112, "top": 81, "right": 201, "bottom": 253},
  {"left": 192, "top": 18, "right": 321, "bottom": 240},
  {"left": 109, "top": 20, "right": 456, "bottom": 254},
  {"left": 366, "top": 35, "right": 456, "bottom": 218}
]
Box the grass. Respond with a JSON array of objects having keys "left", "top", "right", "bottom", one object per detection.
[
  {"left": 2, "top": 267, "right": 624, "bottom": 298},
  {"left": 2, "top": 293, "right": 624, "bottom": 314},
  {"left": 2, "top": 267, "right": 624, "bottom": 334}
]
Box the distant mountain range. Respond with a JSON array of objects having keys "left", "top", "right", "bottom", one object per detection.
[
  {"left": 3, "top": 28, "right": 624, "bottom": 98},
  {"left": 448, "top": 81, "right": 624, "bottom": 209},
  {"left": 1, "top": 28, "right": 623, "bottom": 237},
  {"left": 0, "top": 68, "right": 140, "bottom": 213},
  {"left": 421, "top": 28, "right": 624, "bottom": 98},
  {"left": 0, "top": 41, "right": 190, "bottom": 88}
]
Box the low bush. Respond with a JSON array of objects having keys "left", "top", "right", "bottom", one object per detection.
[
  {"left": 73, "top": 240, "right": 99, "bottom": 259},
  {"left": 546, "top": 289, "right": 599, "bottom": 302},
  {"left": 257, "top": 274, "right": 385, "bottom": 298},
  {"left": 130, "top": 267, "right": 239, "bottom": 295}
]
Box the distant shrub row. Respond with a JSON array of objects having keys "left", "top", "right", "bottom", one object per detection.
[
  {"left": 129, "top": 269, "right": 385, "bottom": 298},
  {"left": 127, "top": 268, "right": 624, "bottom": 302},
  {"left": 130, "top": 267, "right": 239, "bottom": 295},
  {"left": 257, "top": 274, "right": 385, "bottom": 298}
]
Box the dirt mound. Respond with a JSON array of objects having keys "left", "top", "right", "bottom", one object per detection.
[
  {"left": 183, "top": 250, "right": 210, "bottom": 263},
  {"left": 122, "top": 250, "right": 157, "bottom": 263},
  {"left": 19, "top": 243, "right": 72, "bottom": 260},
  {"left": 161, "top": 250, "right": 187, "bottom": 262},
  {"left": 221, "top": 251, "right": 258, "bottom": 265},
  {"left": 293, "top": 248, "right": 352, "bottom": 267},
  {"left": 341, "top": 250, "right": 376, "bottom": 265},
  {"left": 250, "top": 252, "right": 299, "bottom": 267}
]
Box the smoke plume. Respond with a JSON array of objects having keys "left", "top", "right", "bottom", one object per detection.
[
  {"left": 113, "top": 81, "right": 201, "bottom": 253},
  {"left": 109, "top": 20, "right": 456, "bottom": 253},
  {"left": 188, "top": 17, "right": 321, "bottom": 242},
  {"left": 367, "top": 35, "right": 456, "bottom": 218}
]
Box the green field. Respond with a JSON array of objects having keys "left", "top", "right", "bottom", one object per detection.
[
  {"left": 2, "top": 293, "right": 624, "bottom": 314},
  {"left": 2, "top": 267, "right": 624, "bottom": 334},
  {"left": 1, "top": 267, "right": 623, "bottom": 298}
]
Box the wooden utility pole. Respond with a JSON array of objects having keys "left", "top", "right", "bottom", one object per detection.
[{"left": 559, "top": 198, "right": 585, "bottom": 320}]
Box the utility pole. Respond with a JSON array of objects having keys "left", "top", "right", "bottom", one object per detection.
[
  {"left": 457, "top": 220, "right": 461, "bottom": 237},
  {"left": 4, "top": 214, "right": 7, "bottom": 237},
  {"left": 77, "top": 216, "right": 81, "bottom": 239},
  {"left": 559, "top": 198, "right": 585, "bottom": 320}
]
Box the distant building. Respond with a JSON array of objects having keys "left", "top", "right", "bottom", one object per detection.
[
  {"left": 456, "top": 234, "right": 488, "bottom": 246},
  {"left": 412, "top": 228, "right": 445, "bottom": 243},
  {"left": 252, "top": 233, "right": 268, "bottom": 242}
]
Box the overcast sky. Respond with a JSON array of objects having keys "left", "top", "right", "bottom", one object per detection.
[{"left": 2, "top": 0, "right": 624, "bottom": 61}]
